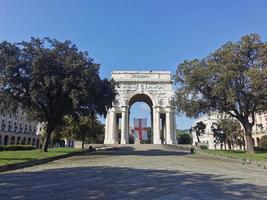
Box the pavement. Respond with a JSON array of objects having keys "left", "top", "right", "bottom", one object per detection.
[{"left": 0, "top": 145, "right": 267, "bottom": 200}]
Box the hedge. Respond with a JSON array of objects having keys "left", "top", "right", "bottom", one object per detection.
[
  {"left": 199, "top": 145, "right": 208, "bottom": 150},
  {"left": 178, "top": 133, "right": 193, "bottom": 144},
  {"left": 253, "top": 146, "right": 267, "bottom": 152},
  {"left": 0, "top": 145, "right": 36, "bottom": 151}
]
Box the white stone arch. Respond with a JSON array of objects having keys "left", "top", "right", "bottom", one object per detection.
[
  {"left": 104, "top": 71, "right": 177, "bottom": 145},
  {"left": 126, "top": 91, "right": 155, "bottom": 108}
]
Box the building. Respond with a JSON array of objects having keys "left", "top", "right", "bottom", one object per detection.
[
  {"left": 192, "top": 112, "right": 267, "bottom": 149},
  {"left": 253, "top": 112, "right": 267, "bottom": 146},
  {"left": 0, "top": 109, "right": 40, "bottom": 147}
]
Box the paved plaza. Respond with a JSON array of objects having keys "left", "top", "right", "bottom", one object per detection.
[{"left": 0, "top": 145, "right": 267, "bottom": 200}]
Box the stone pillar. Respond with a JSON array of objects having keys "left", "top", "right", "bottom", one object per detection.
[
  {"left": 121, "top": 108, "right": 127, "bottom": 144},
  {"left": 104, "top": 111, "right": 110, "bottom": 144},
  {"left": 151, "top": 110, "right": 153, "bottom": 144},
  {"left": 166, "top": 111, "right": 173, "bottom": 144},
  {"left": 172, "top": 111, "right": 178, "bottom": 144},
  {"left": 153, "top": 107, "right": 161, "bottom": 144},
  {"left": 162, "top": 116, "right": 166, "bottom": 144},
  {"left": 109, "top": 110, "right": 117, "bottom": 144}
]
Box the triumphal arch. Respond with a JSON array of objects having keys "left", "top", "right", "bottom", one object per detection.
[{"left": 104, "top": 71, "right": 177, "bottom": 144}]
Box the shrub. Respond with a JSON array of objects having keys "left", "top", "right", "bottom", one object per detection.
[
  {"left": 254, "top": 146, "right": 267, "bottom": 152},
  {"left": 140, "top": 140, "right": 149, "bottom": 144},
  {"left": 190, "top": 147, "right": 195, "bottom": 154},
  {"left": 178, "top": 133, "right": 193, "bottom": 144},
  {"left": 199, "top": 145, "right": 208, "bottom": 150},
  {"left": 260, "top": 135, "right": 267, "bottom": 147},
  {"left": 0, "top": 145, "right": 36, "bottom": 151}
]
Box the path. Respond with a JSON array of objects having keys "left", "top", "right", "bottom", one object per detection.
[{"left": 0, "top": 145, "right": 267, "bottom": 200}]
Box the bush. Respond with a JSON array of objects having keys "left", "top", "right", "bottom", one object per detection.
[
  {"left": 0, "top": 145, "right": 36, "bottom": 151},
  {"left": 140, "top": 140, "right": 150, "bottom": 144},
  {"left": 260, "top": 135, "right": 267, "bottom": 147},
  {"left": 254, "top": 146, "right": 267, "bottom": 152},
  {"left": 199, "top": 145, "right": 208, "bottom": 150},
  {"left": 190, "top": 147, "right": 195, "bottom": 154},
  {"left": 178, "top": 133, "right": 192, "bottom": 144}
]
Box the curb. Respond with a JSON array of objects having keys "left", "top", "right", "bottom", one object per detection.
[
  {"left": 200, "top": 151, "right": 267, "bottom": 169},
  {"left": 0, "top": 149, "right": 90, "bottom": 173}
]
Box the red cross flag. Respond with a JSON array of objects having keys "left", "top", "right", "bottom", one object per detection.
[{"left": 133, "top": 118, "right": 148, "bottom": 140}]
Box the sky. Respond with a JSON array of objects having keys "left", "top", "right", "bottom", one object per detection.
[{"left": 1, "top": 0, "right": 267, "bottom": 129}]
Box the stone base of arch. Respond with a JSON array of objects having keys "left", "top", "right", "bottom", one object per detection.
[{"left": 104, "top": 71, "right": 178, "bottom": 145}]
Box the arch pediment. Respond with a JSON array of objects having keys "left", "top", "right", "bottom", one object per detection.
[{"left": 112, "top": 71, "right": 174, "bottom": 109}]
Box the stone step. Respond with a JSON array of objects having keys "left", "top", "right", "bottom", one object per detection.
[{"left": 91, "top": 144, "right": 195, "bottom": 152}]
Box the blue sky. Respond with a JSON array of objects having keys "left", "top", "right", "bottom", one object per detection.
[{"left": 1, "top": 0, "right": 267, "bottom": 129}]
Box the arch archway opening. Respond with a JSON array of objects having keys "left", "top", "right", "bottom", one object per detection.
[
  {"left": 129, "top": 102, "right": 152, "bottom": 144},
  {"left": 27, "top": 138, "right": 31, "bottom": 145},
  {"left": 17, "top": 137, "right": 21, "bottom": 145},
  {"left": 113, "top": 93, "right": 169, "bottom": 144},
  {"left": 10, "top": 136, "right": 15, "bottom": 145},
  {"left": 32, "top": 138, "right": 36, "bottom": 146},
  {"left": 129, "top": 94, "right": 153, "bottom": 144},
  {"left": 21, "top": 137, "right": 26, "bottom": 145},
  {"left": 4, "top": 135, "right": 9, "bottom": 145}
]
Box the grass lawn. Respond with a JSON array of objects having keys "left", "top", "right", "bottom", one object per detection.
[
  {"left": 0, "top": 148, "right": 82, "bottom": 166},
  {"left": 203, "top": 149, "right": 267, "bottom": 162}
]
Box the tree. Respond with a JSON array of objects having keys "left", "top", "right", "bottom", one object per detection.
[
  {"left": 178, "top": 133, "right": 192, "bottom": 144},
  {"left": 174, "top": 34, "right": 267, "bottom": 153},
  {"left": 211, "top": 118, "right": 243, "bottom": 149},
  {"left": 191, "top": 121, "right": 206, "bottom": 143},
  {"left": 260, "top": 135, "right": 267, "bottom": 147},
  {"left": 0, "top": 38, "right": 116, "bottom": 152}
]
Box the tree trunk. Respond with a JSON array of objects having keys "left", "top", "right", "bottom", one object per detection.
[
  {"left": 244, "top": 124, "right": 254, "bottom": 153},
  {"left": 42, "top": 124, "right": 54, "bottom": 152},
  {"left": 196, "top": 134, "right": 200, "bottom": 143},
  {"left": 228, "top": 140, "right": 232, "bottom": 150},
  {"left": 81, "top": 134, "right": 85, "bottom": 149}
]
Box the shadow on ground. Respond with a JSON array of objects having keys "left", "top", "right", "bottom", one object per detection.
[
  {"left": 0, "top": 165, "right": 266, "bottom": 200},
  {"left": 89, "top": 147, "right": 190, "bottom": 157}
]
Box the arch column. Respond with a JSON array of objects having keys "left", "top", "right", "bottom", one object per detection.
[
  {"left": 166, "top": 111, "right": 173, "bottom": 144},
  {"left": 104, "top": 111, "right": 110, "bottom": 144},
  {"left": 153, "top": 107, "right": 161, "bottom": 144},
  {"left": 165, "top": 108, "right": 178, "bottom": 144},
  {"left": 121, "top": 107, "right": 128, "bottom": 144},
  {"left": 171, "top": 111, "right": 178, "bottom": 144},
  {"left": 107, "top": 110, "right": 117, "bottom": 144}
]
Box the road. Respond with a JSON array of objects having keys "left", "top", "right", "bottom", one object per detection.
[{"left": 0, "top": 145, "right": 267, "bottom": 200}]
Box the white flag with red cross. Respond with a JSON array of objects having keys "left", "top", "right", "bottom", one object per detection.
[{"left": 133, "top": 118, "right": 148, "bottom": 140}]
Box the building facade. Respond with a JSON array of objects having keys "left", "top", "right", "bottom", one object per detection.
[
  {"left": 0, "top": 109, "right": 40, "bottom": 147},
  {"left": 192, "top": 112, "right": 267, "bottom": 149}
]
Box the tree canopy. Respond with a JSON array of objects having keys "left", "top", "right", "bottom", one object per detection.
[
  {"left": 0, "top": 38, "right": 116, "bottom": 151},
  {"left": 211, "top": 118, "right": 243, "bottom": 149},
  {"left": 190, "top": 121, "right": 206, "bottom": 143},
  {"left": 56, "top": 115, "right": 104, "bottom": 148},
  {"left": 174, "top": 34, "right": 267, "bottom": 153}
]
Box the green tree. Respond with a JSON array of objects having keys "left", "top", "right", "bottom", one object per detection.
[
  {"left": 211, "top": 118, "right": 243, "bottom": 149},
  {"left": 191, "top": 121, "right": 206, "bottom": 143},
  {"left": 174, "top": 34, "right": 267, "bottom": 153},
  {"left": 58, "top": 115, "right": 104, "bottom": 148},
  {"left": 0, "top": 38, "right": 116, "bottom": 152},
  {"left": 260, "top": 135, "right": 267, "bottom": 147},
  {"left": 178, "top": 133, "right": 192, "bottom": 144}
]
